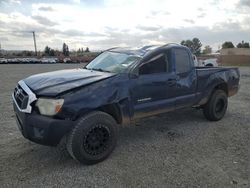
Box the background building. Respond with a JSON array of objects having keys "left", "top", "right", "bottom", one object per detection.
[{"left": 220, "top": 49, "right": 250, "bottom": 66}]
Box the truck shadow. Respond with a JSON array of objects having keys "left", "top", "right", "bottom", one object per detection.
[{"left": 117, "top": 108, "right": 207, "bottom": 146}]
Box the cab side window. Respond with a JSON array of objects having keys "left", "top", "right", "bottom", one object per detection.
[
  {"left": 139, "top": 53, "right": 169, "bottom": 75},
  {"left": 174, "top": 49, "right": 191, "bottom": 74}
]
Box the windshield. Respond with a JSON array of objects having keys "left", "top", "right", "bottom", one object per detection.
[{"left": 85, "top": 51, "right": 141, "bottom": 73}]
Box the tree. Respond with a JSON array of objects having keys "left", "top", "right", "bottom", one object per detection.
[
  {"left": 77, "top": 48, "right": 82, "bottom": 56},
  {"left": 23, "top": 51, "right": 32, "bottom": 56},
  {"left": 26, "top": 51, "right": 32, "bottom": 56},
  {"left": 75, "top": 47, "right": 88, "bottom": 55},
  {"left": 181, "top": 38, "right": 202, "bottom": 55},
  {"left": 192, "top": 38, "right": 202, "bottom": 55},
  {"left": 222, "top": 41, "right": 234, "bottom": 49},
  {"left": 63, "top": 43, "right": 69, "bottom": 56},
  {"left": 44, "top": 46, "right": 51, "bottom": 56},
  {"left": 181, "top": 39, "right": 193, "bottom": 50},
  {"left": 237, "top": 41, "right": 250, "bottom": 48},
  {"left": 243, "top": 43, "right": 249, "bottom": 48},
  {"left": 44, "top": 46, "right": 55, "bottom": 56},
  {"left": 49, "top": 49, "right": 55, "bottom": 56},
  {"left": 85, "top": 47, "right": 90, "bottom": 52},
  {"left": 203, "top": 45, "right": 212, "bottom": 54}
]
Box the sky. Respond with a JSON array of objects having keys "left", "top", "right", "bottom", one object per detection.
[{"left": 0, "top": 0, "right": 250, "bottom": 51}]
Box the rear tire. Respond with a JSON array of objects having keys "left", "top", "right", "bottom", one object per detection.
[
  {"left": 67, "top": 111, "right": 118, "bottom": 165},
  {"left": 203, "top": 90, "right": 228, "bottom": 121}
]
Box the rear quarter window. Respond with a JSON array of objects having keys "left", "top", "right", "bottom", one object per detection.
[{"left": 174, "top": 49, "right": 191, "bottom": 74}]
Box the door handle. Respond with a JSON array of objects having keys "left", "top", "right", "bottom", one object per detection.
[{"left": 167, "top": 78, "right": 177, "bottom": 86}]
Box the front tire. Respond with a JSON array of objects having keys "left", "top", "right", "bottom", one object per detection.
[
  {"left": 203, "top": 90, "right": 228, "bottom": 121},
  {"left": 67, "top": 111, "right": 118, "bottom": 165}
]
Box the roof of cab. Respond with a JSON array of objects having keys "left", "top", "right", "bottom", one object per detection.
[{"left": 107, "top": 43, "right": 186, "bottom": 57}]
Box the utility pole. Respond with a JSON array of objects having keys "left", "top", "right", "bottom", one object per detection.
[{"left": 32, "top": 31, "right": 37, "bottom": 56}]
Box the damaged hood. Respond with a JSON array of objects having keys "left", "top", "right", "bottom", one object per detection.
[{"left": 23, "top": 68, "right": 116, "bottom": 96}]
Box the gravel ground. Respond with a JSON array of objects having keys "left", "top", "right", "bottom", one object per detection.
[{"left": 0, "top": 64, "right": 250, "bottom": 188}]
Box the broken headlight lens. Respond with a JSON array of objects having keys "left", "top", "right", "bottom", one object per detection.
[{"left": 35, "top": 98, "right": 64, "bottom": 116}]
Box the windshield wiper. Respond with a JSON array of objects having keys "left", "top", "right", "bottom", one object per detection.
[{"left": 88, "top": 68, "right": 111, "bottom": 73}]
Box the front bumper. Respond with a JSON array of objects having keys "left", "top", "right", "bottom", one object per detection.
[{"left": 13, "top": 103, "right": 74, "bottom": 146}]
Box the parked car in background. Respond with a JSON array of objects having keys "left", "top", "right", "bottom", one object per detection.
[
  {"left": 200, "top": 58, "right": 218, "bottom": 67},
  {"left": 193, "top": 55, "right": 218, "bottom": 67},
  {"left": 0, "top": 58, "right": 7, "bottom": 64},
  {"left": 63, "top": 57, "right": 72, "bottom": 63},
  {"left": 193, "top": 55, "right": 199, "bottom": 66}
]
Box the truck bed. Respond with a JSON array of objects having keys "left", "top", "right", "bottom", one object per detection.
[
  {"left": 195, "top": 66, "right": 240, "bottom": 105},
  {"left": 195, "top": 66, "right": 239, "bottom": 81}
]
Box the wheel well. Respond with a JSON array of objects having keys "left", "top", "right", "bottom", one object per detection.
[
  {"left": 214, "top": 83, "right": 228, "bottom": 96},
  {"left": 205, "top": 63, "right": 213, "bottom": 67},
  {"left": 98, "top": 104, "right": 122, "bottom": 124}
]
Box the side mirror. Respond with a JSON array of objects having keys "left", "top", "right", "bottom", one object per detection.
[{"left": 129, "top": 67, "right": 139, "bottom": 79}]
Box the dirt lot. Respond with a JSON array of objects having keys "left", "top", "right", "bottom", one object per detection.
[{"left": 0, "top": 64, "right": 250, "bottom": 187}]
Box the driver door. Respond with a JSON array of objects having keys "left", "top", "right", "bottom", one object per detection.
[{"left": 130, "top": 51, "right": 176, "bottom": 119}]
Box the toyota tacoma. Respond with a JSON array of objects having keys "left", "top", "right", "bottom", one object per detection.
[{"left": 12, "top": 44, "right": 240, "bottom": 164}]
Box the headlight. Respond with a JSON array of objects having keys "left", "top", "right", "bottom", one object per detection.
[{"left": 35, "top": 98, "right": 64, "bottom": 116}]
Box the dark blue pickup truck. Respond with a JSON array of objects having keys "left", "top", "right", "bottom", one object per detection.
[{"left": 12, "top": 44, "right": 240, "bottom": 164}]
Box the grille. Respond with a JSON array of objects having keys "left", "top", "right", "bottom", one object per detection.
[{"left": 14, "top": 85, "right": 29, "bottom": 109}]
